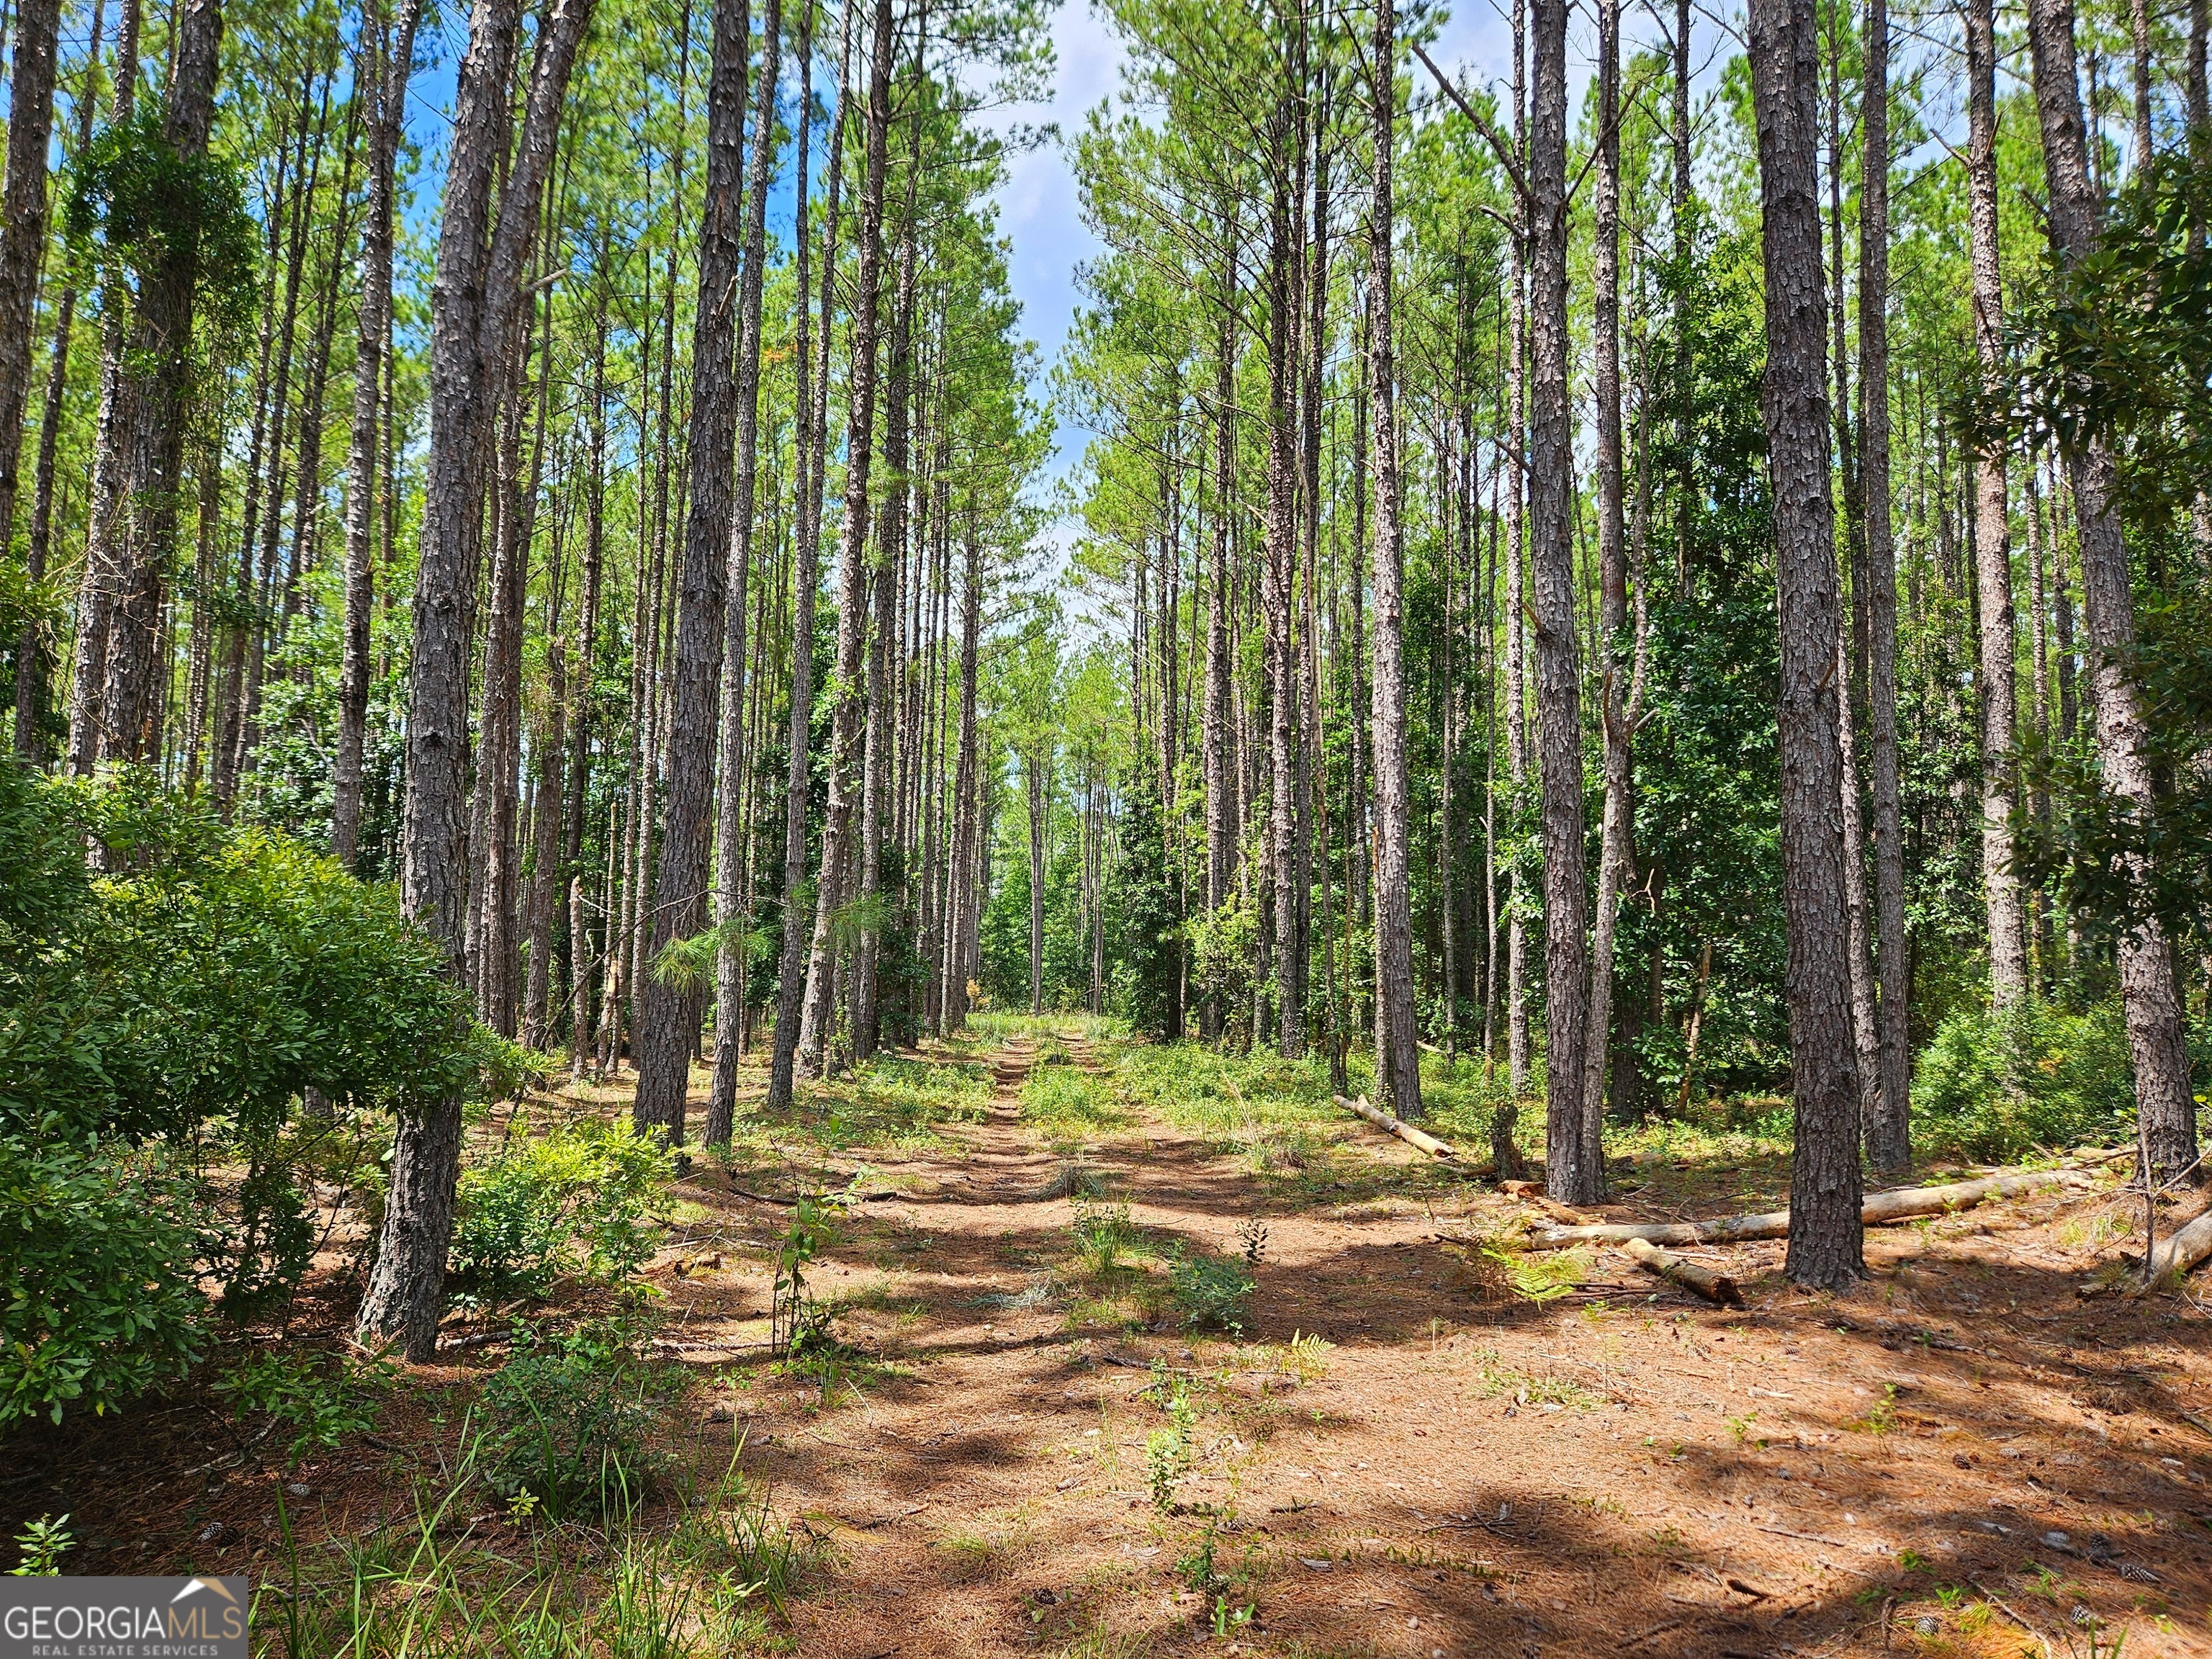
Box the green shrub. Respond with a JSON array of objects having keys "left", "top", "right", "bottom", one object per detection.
[
  {"left": 0, "top": 1129, "right": 207, "bottom": 1429},
  {"left": 1168, "top": 1246, "right": 1256, "bottom": 1334},
  {"left": 449, "top": 1121, "right": 671, "bottom": 1302},
  {"left": 480, "top": 1321, "right": 677, "bottom": 1519},
  {"left": 1912, "top": 997, "right": 2141, "bottom": 1161},
  {"left": 214, "top": 1349, "right": 395, "bottom": 1464},
  {"left": 0, "top": 769, "right": 526, "bottom": 1391}
]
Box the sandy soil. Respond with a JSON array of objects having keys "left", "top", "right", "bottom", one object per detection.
[{"left": 6, "top": 1025, "right": 2211, "bottom": 1658}]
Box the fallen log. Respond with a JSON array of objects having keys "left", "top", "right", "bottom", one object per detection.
[
  {"left": 1523, "top": 1169, "right": 2072, "bottom": 1250},
  {"left": 2129, "top": 1208, "right": 2212, "bottom": 1293},
  {"left": 1620, "top": 1236, "right": 1743, "bottom": 1305},
  {"left": 1337, "top": 1094, "right": 1457, "bottom": 1160}
]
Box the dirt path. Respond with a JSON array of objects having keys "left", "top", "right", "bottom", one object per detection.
[
  {"left": 643, "top": 1029, "right": 2212, "bottom": 1658},
  {"left": 6, "top": 1022, "right": 2208, "bottom": 1658}
]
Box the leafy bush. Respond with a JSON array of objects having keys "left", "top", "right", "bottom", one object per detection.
[
  {"left": 0, "top": 1129, "right": 207, "bottom": 1429},
  {"left": 0, "top": 768, "right": 523, "bottom": 1424},
  {"left": 0, "top": 772, "right": 506, "bottom": 1150},
  {"left": 1912, "top": 998, "right": 2142, "bottom": 1161},
  {"left": 449, "top": 1121, "right": 671, "bottom": 1302},
  {"left": 214, "top": 1349, "right": 395, "bottom": 1463},
  {"left": 480, "top": 1321, "right": 677, "bottom": 1519}
]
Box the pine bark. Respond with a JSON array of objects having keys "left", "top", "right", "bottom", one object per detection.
[
  {"left": 333, "top": 0, "right": 426, "bottom": 868},
  {"left": 95, "top": 0, "right": 224, "bottom": 763},
  {"left": 1505, "top": 0, "right": 1531, "bottom": 1095},
  {"left": 768, "top": 0, "right": 848, "bottom": 1110},
  {"left": 1748, "top": 0, "right": 1866, "bottom": 1287},
  {"left": 705, "top": 0, "right": 784, "bottom": 1144},
  {"left": 797, "top": 0, "right": 894, "bottom": 1072},
  {"left": 1202, "top": 215, "right": 1238, "bottom": 1040},
  {"left": 1367, "top": 0, "right": 1421, "bottom": 1120},
  {"left": 359, "top": 0, "right": 594, "bottom": 1361},
  {"left": 635, "top": 0, "right": 757, "bottom": 1142},
  {"left": 1583, "top": 0, "right": 1629, "bottom": 1156},
  {"left": 2024, "top": 0, "right": 2200, "bottom": 1184},
  {"left": 12, "top": 0, "right": 102, "bottom": 760},
  {"left": 62, "top": 0, "right": 139, "bottom": 776},
  {"left": 0, "top": 0, "right": 64, "bottom": 559},
  {"left": 855, "top": 145, "right": 920, "bottom": 1059},
  {"left": 1529, "top": 0, "right": 1593, "bottom": 1200},
  {"left": 1966, "top": 0, "right": 2027, "bottom": 1006},
  {"left": 1858, "top": 0, "right": 1912, "bottom": 1169}
]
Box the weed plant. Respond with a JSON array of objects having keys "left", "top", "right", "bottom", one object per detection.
[
  {"left": 478, "top": 1318, "right": 680, "bottom": 1519},
  {"left": 1069, "top": 1195, "right": 1138, "bottom": 1277}
]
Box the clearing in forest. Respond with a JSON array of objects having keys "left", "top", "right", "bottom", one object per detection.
[{"left": 7, "top": 1017, "right": 2210, "bottom": 1658}]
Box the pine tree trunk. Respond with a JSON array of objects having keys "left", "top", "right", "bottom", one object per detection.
[
  {"left": 1966, "top": 0, "right": 2026, "bottom": 1006},
  {"left": 12, "top": 0, "right": 96, "bottom": 763},
  {"left": 62, "top": 0, "right": 139, "bottom": 776},
  {"left": 95, "top": 0, "right": 222, "bottom": 764},
  {"left": 359, "top": 0, "right": 593, "bottom": 1361},
  {"left": 232, "top": 62, "right": 324, "bottom": 797},
  {"left": 333, "top": 0, "right": 425, "bottom": 868},
  {"left": 0, "top": 0, "right": 64, "bottom": 559},
  {"left": 944, "top": 504, "right": 983, "bottom": 1030},
  {"left": 768, "top": 0, "right": 848, "bottom": 1110},
  {"left": 634, "top": 0, "right": 756, "bottom": 1143},
  {"left": 705, "top": 0, "right": 783, "bottom": 1144},
  {"left": 1583, "top": 0, "right": 1629, "bottom": 1157},
  {"left": 1367, "top": 0, "right": 1422, "bottom": 1120},
  {"left": 1748, "top": 0, "right": 1866, "bottom": 1287},
  {"left": 855, "top": 148, "right": 920, "bottom": 1061},
  {"left": 1858, "top": 0, "right": 1912, "bottom": 1170},
  {"left": 798, "top": 0, "right": 893, "bottom": 1073},
  {"left": 1202, "top": 217, "right": 1238, "bottom": 1040},
  {"left": 2024, "top": 0, "right": 2201, "bottom": 1184},
  {"left": 1505, "top": 0, "right": 1531, "bottom": 1097},
  {"left": 1265, "top": 156, "right": 1305, "bottom": 1058},
  {"left": 1530, "top": 0, "right": 1594, "bottom": 1201},
  {"left": 1028, "top": 742, "right": 1047, "bottom": 1015}
]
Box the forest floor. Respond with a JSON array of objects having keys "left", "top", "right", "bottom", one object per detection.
[{"left": 7, "top": 1017, "right": 2212, "bottom": 1658}]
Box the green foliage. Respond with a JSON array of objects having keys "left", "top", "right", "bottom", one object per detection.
[
  {"left": 1068, "top": 1192, "right": 1137, "bottom": 1275},
  {"left": 677, "top": 1473, "right": 818, "bottom": 1628},
  {"left": 63, "top": 106, "right": 258, "bottom": 336},
  {"left": 1108, "top": 787, "right": 1182, "bottom": 1036},
  {"left": 9, "top": 1515, "right": 72, "bottom": 1576},
  {"left": 480, "top": 1321, "right": 678, "bottom": 1519},
  {"left": 0, "top": 771, "right": 499, "bottom": 1148},
  {"left": 450, "top": 1121, "right": 671, "bottom": 1302},
  {"left": 2005, "top": 153, "right": 2212, "bottom": 975},
  {"left": 0, "top": 1130, "right": 205, "bottom": 1431},
  {"left": 1143, "top": 1380, "right": 1197, "bottom": 1511},
  {"left": 1482, "top": 1244, "right": 1592, "bottom": 1305},
  {"left": 1185, "top": 896, "right": 1262, "bottom": 1049},
  {"left": 1167, "top": 1244, "right": 1256, "bottom": 1334},
  {"left": 1912, "top": 997, "right": 2142, "bottom": 1160},
  {"left": 770, "top": 1192, "right": 841, "bottom": 1359},
  {"left": 214, "top": 1349, "right": 397, "bottom": 1465},
  {"left": 0, "top": 769, "right": 521, "bottom": 1423},
  {"left": 1020, "top": 1065, "right": 1126, "bottom": 1137}
]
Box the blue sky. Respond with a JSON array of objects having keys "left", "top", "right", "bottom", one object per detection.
[{"left": 992, "top": 0, "right": 1542, "bottom": 491}]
